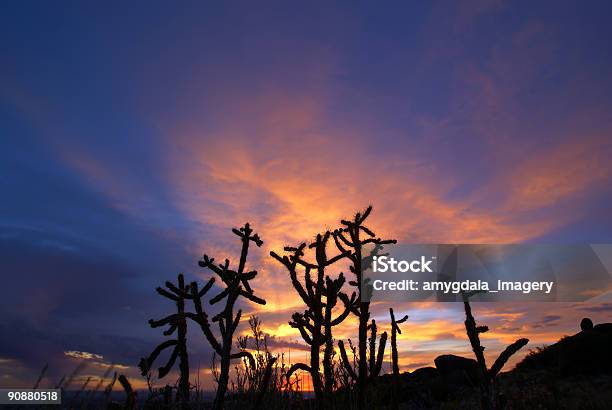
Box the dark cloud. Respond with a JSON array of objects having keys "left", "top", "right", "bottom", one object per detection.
[
  {"left": 578, "top": 303, "right": 612, "bottom": 313},
  {"left": 531, "top": 314, "right": 562, "bottom": 329},
  {"left": 0, "top": 221, "right": 216, "bottom": 386},
  {"left": 240, "top": 332, "right": 309, "bottom": 353},
  {"left": 499, "top": 326, "right": 522, "bottom": 332},
  {"left": 406, "top": 362, "right": 430, "bottom": 369}
]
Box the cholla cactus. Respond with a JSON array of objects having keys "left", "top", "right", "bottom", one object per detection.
[
  {"left": 190, "top": 223, "right": 266, "bottom": 410},
  {"left": 117, "top": 375, "right": 135, "bottom": 410},
  {"left": 322, "top": 272, "right": 356, "bottom": 394},
  {"left": 333, "top": 206, "right": 396, "bottom": 407},
  {"left": 139, "top": 273, "right": 211, "bottom": 406},
  {"left": 338, "top": 319, "right": 387, "bottom": 383},
  {"left": 367, "top": 319, "right": 387, "bottom": 377},
  {"left": 389, "top": 308, "right": 408, "bottom": 376},
  {"left": 271, "top": 231, "right": 354, "bottom": 401},
  {"left": 389, "top": 308, "right": 408, "bottom": 410},
  {"left": 462, "top": 291, "right": 528, "bottom": 410}
]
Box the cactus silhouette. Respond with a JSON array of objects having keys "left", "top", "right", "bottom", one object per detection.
[
  {"left": 253, "top": 356, "right": 278, "bottom": 410},
  {"left": 118, "top": 375, "right": 135, "bottom": 410},
  {"left": 333, "top": 206, "right": 396, "bottom": 407},
  {"left": 462, "top": 291, "right": 529, "bottom": 410},
  {"left": 190, "top": 223, "right": 266, "bottom": 410},
  {"left": 389, "top": 308, "right": 408, "bottom": 376},
  {"left": 338, "top": 318, "right": 387, "bottom": 382},
  {"left": 322, "top": 271, "right": 356, "bottom": 394},
  {"left": 367, "top": 319, "right": 387, "bottom": 377},
  {"left": 389, "top": 308, "right": 408, "bottom": 409},
  {"left": 139, "top": 273, "right": 209, "bottom": 406},
  {"left": 271, "top": 231, "right": 354, "bottom": 403}
]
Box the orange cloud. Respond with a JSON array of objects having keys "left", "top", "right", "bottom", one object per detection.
[
  {"left": 503, "top": 135, "right": 612, "bottom": 211},
  {"left": 10, "top": 47, "right": 608, "bottom": 388},
  {"left": 45, "top": 88, "right": 612, "bottom": 375}
]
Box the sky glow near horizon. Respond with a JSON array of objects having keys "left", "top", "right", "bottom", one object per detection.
[{"left": 1, "top": 1, "right": 612, "bottom": 390}]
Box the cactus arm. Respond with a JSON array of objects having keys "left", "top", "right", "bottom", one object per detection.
[
  {"left": 335, "top": 230, "right": 354, "bottom": 248},
  {"left": 155, "top": 287, "right": 179, "bottom": 302},
  {"left": 489, "top": 338, "right": 529, "bottom": 377},
  {"left": 368, "top": 320, "right": 377, "bottom": 373},
  {"left": 218, "top": 316, "right": 226, "bottom": 337},
  {"left": 372, "top": 331, "right": 387, "bottom": 378},
  {"left": 189, "top": 282, "right": 222, "bottom": 354},
  {"left": 331, "top": 292, "right": 356, "bottom": 326},
  {"left": 289, "top": 315, "right": 313, "bottom": 345},
  {"left": 117, "top": 375, "right": 135, "bottom": 410},
  {"left": 396, "top": 315, "right": 409, "bottom": 325},
  {"left": 198, "top": 255, "right": 221, "bottom": 274},
  {"left": 148, "top": 314, "right": 177, "bottom": 328},
  {"left": 209, "top": 287, "right": 232, "bottom": 305},
  {"left": 158, "top": 345, "right": 179, "bottom": 378},
  {"left": 164, "top": 281, "right": 192, "bottom": 299},
  {"left": 271, "top": 249, "right": 312, "bottom": 306},
  {"left": 332, "top": 230, "right": 350, "bottom": 256},
  {"left": 358, "top": 205, "right": 373, "bottom": 222},
  {"left": 239, "top": 289, "right": 266, "bottom": 305},
  {"left": 359, "top": 225, "right": 376, "bottom": 237},
  {"left": 162, "top": 322, "right": 178, "bottom": 336},
  {"left": 326, "top": 249, "right": 350, "bottom": 265},
  {"left": 241, "top": 270, "right": 258, "bottom": 281},
  {"left": 304, "top": 267, "right": 316, "bottom": 302},
  {"left": 362, "top": 237, "right": 397, "bottom": 246},
  {"left": 286, "top": 363, "right": 312, "bottom": 380},
  {"left": 231, "top": 309, "right": 242, "bottom": 334},
  {"left": 198, "top": 277, "right": 215, "bottom": 297},
  {"left": 295, "top": 258, "right": 319, "bottom": 270},
  {"left": 229, "top": 351, "right": 255, "bottom": 369},
  {"left": 338, "top": 340, "right": 357, "bottom": 381},
  {"left": 138, "top": 340, "right": 177, "bottom": 376}
]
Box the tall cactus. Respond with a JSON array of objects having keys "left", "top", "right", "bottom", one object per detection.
[
  {"left": 389, "top": 308, "right": 408, "bottom": 410},
  {"left": 389, "top": 308, "right": 408, "bottom": 376},
  {"left": 189, "top": 223, "right": 266, "bottom": 410},
  {"left": 462, "top": 291, "right": 528, "bottom": 410},
  {"left": 333, "top": 206, "right": 396, "bottom": 407},
  {"left": 139, "top": 273, "right": 210, "bottom": 406},
  {"left": 367, "top": 319, "right": 387, "bottom": 377},
  {"left": 322, "top": 273, "right": 356, "bottom": 394},
  {"left": 270, "top": 231, "right": 354, "bottom": 402}
]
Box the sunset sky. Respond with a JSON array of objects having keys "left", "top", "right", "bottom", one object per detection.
[{"left": 1, "top": 1, "right": 612, "bottom": 390}]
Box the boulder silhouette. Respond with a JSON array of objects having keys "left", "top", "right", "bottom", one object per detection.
[
  {"left": 581, "top": 317, "right": 594, "bottom": 331},
  {"left": 434, "top": 354, "right": 481, "bottom": 385}
]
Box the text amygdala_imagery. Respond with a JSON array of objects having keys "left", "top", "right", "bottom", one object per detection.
[
  {"left": 365, "top": 247, "right": 612, "bottom": 302},
  {"left": 371, "top": 279, "right": 554, "bottom": 294}
]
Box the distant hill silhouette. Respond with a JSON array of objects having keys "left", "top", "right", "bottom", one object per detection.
[
  {"left": 516, "top": 321, "right": 612, "bottom": 376},
  {"left": 369, "top": 319, "right": 612, "bottom": 408}
]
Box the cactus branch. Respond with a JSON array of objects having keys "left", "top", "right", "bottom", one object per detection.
[
  {"left": 272, "top": 230, "right": 350, "bottom": 401},
  {"left": 462, "top": 292, "right": 529, "bottom": 409},
  {"left": 192, "top": 223, "right": 266, "bottom": 410},
  {"left": 334, "top": 206, "right": 396, "bottom": 408},
  {"left": 140, "top": 273, "right": 193, "bottom": 406}
]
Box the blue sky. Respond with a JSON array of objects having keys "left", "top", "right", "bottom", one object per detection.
[{"left": 1, "top": 0, "right": 612, "bottom": 389}]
